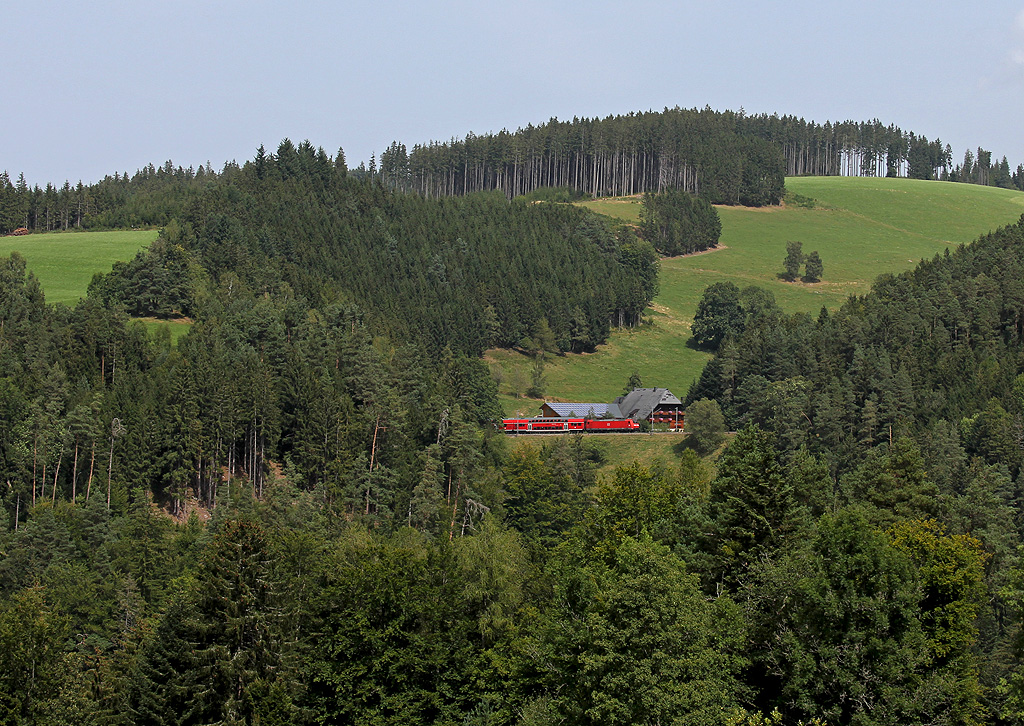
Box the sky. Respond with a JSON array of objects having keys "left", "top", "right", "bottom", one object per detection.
[{"left": 3, "top": 0, "right": 1024, "bottom": 185}]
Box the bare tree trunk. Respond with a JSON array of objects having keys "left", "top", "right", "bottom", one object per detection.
[
  {"left": 448, "top": 480, "right": 462, "bottom": 542},
  {"left": 86, "top": 443, "right": 96, "bottom": 502},
  {"left": 367, "top": 414, "right": 385, "bottom": 515},
  {"left": 52, "top": 441, "right": 64, "bottom": 503},
  {"left": 107, "top": 436, "right": 114, "bottom": 509},
  {"left": 71, "top": 442, "right": 79, "bottom": 503},
  {"left": 32, "top": 434, "right": 37, "bottom": 506}
]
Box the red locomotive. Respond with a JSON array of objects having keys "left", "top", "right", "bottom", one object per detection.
[{"left": 502, "top": 417, "right": 640, "bottom": 433}]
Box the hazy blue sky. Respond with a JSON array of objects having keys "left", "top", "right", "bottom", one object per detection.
[{"left": 4, "top": 0, "right": 1023, "bottom": 185}]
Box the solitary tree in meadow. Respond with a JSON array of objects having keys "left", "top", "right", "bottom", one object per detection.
[
  {"left": 803, "top": 251, "right": 823, "bottom": 282},
  {"left": 783, "top": 241, "right": 804, "bottom": 281}
]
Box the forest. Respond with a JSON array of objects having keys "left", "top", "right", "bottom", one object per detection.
[{"left": 2, "top": 108, "right": 1024, "bottom": 724}]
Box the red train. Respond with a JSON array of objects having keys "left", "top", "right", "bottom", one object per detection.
[{"left": 502, "top": 417, "right": 640, "bottom": 433}]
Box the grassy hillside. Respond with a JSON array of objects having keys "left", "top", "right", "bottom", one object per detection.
[
  {"left": 490, "top": 177, "right": 1024, "bottom": 412},
  {"left": 503, "top": 431, "right": 695, "bottom": 481},
  {"left": 0, "top": 229, "right": 158, "bottom": 305}
]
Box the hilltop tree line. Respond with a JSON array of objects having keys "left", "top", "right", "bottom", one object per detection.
[
  {"left": 387, "top": 107, "right": 787, "bottom": 206},
  {"left": 380, "top": 111, "right": 1024, "bottom": 206},
  {"left": 0, "top": 163, "right": 221, "bottom": 235},
  {"left": 708, "top": 115, "right": 1023, "bottom": 186},
  {"left": 3, "top": 109, "right": 1024, "bottom": 238}
]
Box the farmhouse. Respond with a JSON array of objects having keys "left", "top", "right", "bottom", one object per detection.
[
  {"left": 612, "top": 387, "right": 684, "bottom": 429},
  {"left": 539, "top": 387, "right": 684, "bottom": 429}
]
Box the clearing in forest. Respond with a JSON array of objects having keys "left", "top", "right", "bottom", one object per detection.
[
  {"left": 0, "top": 228, "right": 158, "bottom": 305},
  {"left": 0, "top": 229, "right": 191, "bottom": 342}
]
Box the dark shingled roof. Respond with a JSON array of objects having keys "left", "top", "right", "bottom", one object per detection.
[
  {"left": 543, "top": 402, "right": 623, "bottom": 419},
  {"left": 612, "top": 387, "right": 682, "bottom": 421}
]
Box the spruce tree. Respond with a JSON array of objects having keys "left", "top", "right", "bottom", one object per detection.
[
  {"left": 709, "top": 425, "right": 805, "bottom": 580},
  {"left": 783, "top": 241, "right": 804, "bottom": 281},
  {"left": 803, "top": 250, "right": 823, "bottom": 282}
]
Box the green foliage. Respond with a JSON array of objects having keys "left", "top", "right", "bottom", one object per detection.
[
  {"left": 523, "top": 534, "right": 746, "bottom": 726},
  {"left": 502, "top": 443, "right": 587, "bottom": 548},
  {"left": 306, "top": 531, "right": 481, "bottom": 725},
  {"left": 640, "top": 187, "right": 722, "bottom": 256},
  {"left": 89, "top": 234, "right": 203, "bottom": 317},
  {"left": 132, "top": 517, "right": 293, "bottom": 726},
  {"left": 709, "top": 425, "right": 806, "bottom": 579},
  {"left": 802, "top": 250, "right": 823, "bottom": 282},
  {"left": 889, "top": 519, "right": 988, "bottom": 660},
  {"left": 624, "top": 369, "right": 642, "bottom": 394},
  {"left": 0, "top": 587, "right": 74, "bottom": 725},
  {"left": 907, "top": 135, "right": 950, "bottom": 180},
  {"left": 744, "top": 508, "right": 929, "bottom": 724},
  {"left": 525, "top": 354, "right": 547, "bottom": 399},
  {"left": 516, "top": 186, "right": 589, "bottom": 203},
  {"left": 782, "top": 240, "right": 803, "bottom": 281},
  {"left": 453, "top": 516, "right": 531, "bottom": 645},
  {"left": 841, "top": 439, "right": 939, "bottom": 526},
  {"left": 685, "top": 398, "right": 726, "bottom": 454},
  {"left": 583, "top": 462, "right": 691, "bottom": 552},
  {"left": 691, "top": 281, "right": 745, "bottom": 349}
]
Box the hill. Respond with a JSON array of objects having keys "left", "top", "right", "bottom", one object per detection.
[{"left": 490, "top": 177, "right": 1024, "bottom": 411}]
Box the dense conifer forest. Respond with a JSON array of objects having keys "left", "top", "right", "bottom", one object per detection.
[{"left": 3, "top": 107, "right": 1024, "bottom": 724}]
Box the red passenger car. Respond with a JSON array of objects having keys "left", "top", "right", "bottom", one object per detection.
[
  {"left": 583, "top": 418, "right": 641, "bottom": 432},
  {"left": 502, "top": 417, "right": 640, "bottom": 433}
]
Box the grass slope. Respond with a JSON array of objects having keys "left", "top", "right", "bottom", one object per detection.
[
  {"left": 491, "top": 177, "right": 1024, "bottom": 414},
  {"left": 134, "top": 317, "right": 194, "bottom": 345},
  {"left": 0, "top": 229, "right": 158, "bottom": 305},
  {"left": 504, "top": 430, "right": 734, "bottom": 482}
]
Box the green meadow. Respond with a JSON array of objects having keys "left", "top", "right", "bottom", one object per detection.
[
  {"left": 0, "top": 229, "right": 158, "bottom": 305},
  {"left": 491, "top": 177, "right": 1024, "bottom": 412},
  {"left": 0, "top": 229, "right": 195, "bottom": 344},
  {"left": 134, "top": 317, "right": 195, "bottom": 345}
]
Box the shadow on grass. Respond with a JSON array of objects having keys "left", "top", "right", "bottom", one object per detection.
[
  {"left": 671, "top": 434, "right": 699, "bottom": 457},
  {"left": 671, "top": 431, "right": 734, "bottom": 460}
]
